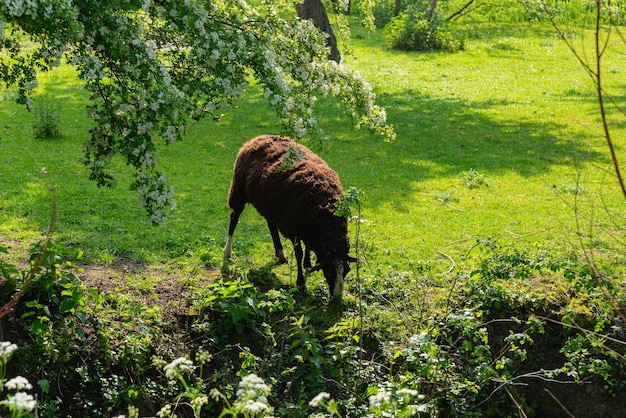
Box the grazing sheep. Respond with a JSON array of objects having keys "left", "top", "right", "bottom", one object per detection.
[{"left": 223, "top": 134, "right": 357, "bottom": 296}]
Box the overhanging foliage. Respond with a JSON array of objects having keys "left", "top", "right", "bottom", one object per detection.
[{"left": 0, "top": 0, "right": 394, "bottom": 224}]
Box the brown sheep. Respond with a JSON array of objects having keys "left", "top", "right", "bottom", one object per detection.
[{"left": 223, "top": 134, "right": 357, "bottom": 296}]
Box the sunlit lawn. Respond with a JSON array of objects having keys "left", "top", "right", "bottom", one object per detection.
[{"left": 1, "top": 21, "right": 625, "bottom": 288}]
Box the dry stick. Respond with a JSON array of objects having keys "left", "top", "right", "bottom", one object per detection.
[
  {"left": 545, "top": 0, "right": 626, "bottom": 201},
  {"left": 355, "top": 207, "right": 364, "bottom": 364},
  {"left": 592, "top": 0, "right": 626, "bottom": 201},
  {"left": 472, "top": 366, "right": 588, "bottom": 414},
  {"left": 0, "top": 186, "right": 57, "bottom": 320},
  {"left": 544, "top": 389, "right": 576, "bottom": 418},
  {"left": 437, "top": 198, "right": 465, "bottom": 212},
  {"left": 505, "top": 387, "right": 528, "bottom": 418}
]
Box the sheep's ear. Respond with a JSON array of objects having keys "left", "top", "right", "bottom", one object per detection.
[
  {"left": 310, "top": 263, "right": 323, "bottom": 272},
  {"left": 347, "top": 255, "right": 364, "bottom": 263}
]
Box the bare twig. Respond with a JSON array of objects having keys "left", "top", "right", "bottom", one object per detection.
[
  {"left": 505, "top": 387, "right": 528, "bottom": 418},
  {"left": 446, "top": 0, "right": 478, "bottom": 22},
  {"left": 535, "top": 314, "right": 626, "bottom": 347},
  {"left": 437, "top": 198, "right": 466, "bottom": 212},
  {"left": 544, "top": 0, "right": 626, "bottom": 200},
  {"left": 592, "top": 1, "right": 626, "bottom": 200},
  {"left": 436, "top": 250, "right": 456, "bottom": 274},
  {"left": 545, "top": 388, "right": 576, "bottom": 418}
]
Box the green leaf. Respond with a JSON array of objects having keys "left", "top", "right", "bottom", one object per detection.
[
  {"left": 38, "top": 379, "right": 50, "bottom": 394},
  {"left": 366, "top": 386, "right": 379, "bottom": 396},
  {"left": 75, "top": 310, "right": 87, "bottom": 323},
  {"left": 59, "top": 297, "right": 76, "bottom": 314}
]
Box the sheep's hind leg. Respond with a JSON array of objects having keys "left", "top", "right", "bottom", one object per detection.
[
  {"left": 293, "top": 239, "right": 306, "bottom": 291},
  {"left": 267, "top": 221, "right": 288, "bottom": 264},
  {"left": 224, "top": 210, "right": 242, "bottom": 259}
]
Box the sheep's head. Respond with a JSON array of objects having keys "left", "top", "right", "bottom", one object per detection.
[{"left": 311, "top": 256, "right": 359, "bottom": 297}]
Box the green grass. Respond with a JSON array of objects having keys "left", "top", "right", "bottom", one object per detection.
[{"left": 1, "top": 22, "right": 625, "bottom": 278}]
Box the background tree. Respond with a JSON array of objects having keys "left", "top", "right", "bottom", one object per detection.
[
  {"left": 296, "top": 0, "right": 341, "bottom": 62},
  {"left": 0, "top": 0, "right": 393, "bottom": 224}
]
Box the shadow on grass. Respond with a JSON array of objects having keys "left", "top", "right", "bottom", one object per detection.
[
  {"left": 327, "top": 87, "right": 608, "bottom": 205},
  {"left": 0, "top": 48, "right": 614, "bottom": 262}
]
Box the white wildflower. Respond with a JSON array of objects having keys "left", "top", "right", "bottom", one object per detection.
[
  {"left": 368, "top": 389, "right": 392, "bottom": 409},
  {"left": 1, "top": 392, "right": 37, "bottom": 413},
  {"left": 236, "top": 373, "right": 270, "bottom": 398},
  {"left": 4, "top": 376, "right": 33, "bottom": 391},
  {"left": 191, "top": 395, "right": 208, "bottom": 410},
  {"left": 137, "top": 121, "right": 154, "bottom": 135},
  {"left": 156, "top": 404, "right": 173, "bottom": 418},
  {"left": 164, "top": 357, "right": 194, "bottom": 379},
  {"left": 396, "top": 388, "right": 419, "bottom": 398},
  {"left": 293, "top": 118, "right": 306, "bottom": 138},
  {"left": 309, "top": 392, "right": 330, "bottom": 407},
  {"left": 0, "top": 342, "right": 17, "bottom": 361},
  {"left": 242, "top": 400, "right": 269, "bottom": 414},
  {"left": 164, "top": 125, "right": 177, "bottom": 143}
]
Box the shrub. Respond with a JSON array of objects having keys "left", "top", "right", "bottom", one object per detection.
[
  {"left": 370, "top": 0, "right": 397, "bottom": 28},
  {"left": 32, "top": 97, "right": 61, "bottom": 139},
  {"left": 384, "top": 9, "right": 463, "bottom": 52}
]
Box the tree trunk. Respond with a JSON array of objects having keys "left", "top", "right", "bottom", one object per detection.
[
  {"left": 295, "top": 0, "right": 341, "bottom": 63},
  {"left": 426, "top": 0, "right": 438, "bottom": 21},
  {"left": 394, "top": 0, "right": 402, "bottom": 16}
]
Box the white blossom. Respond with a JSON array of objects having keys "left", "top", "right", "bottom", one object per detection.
[
  {"left": 1, "top": 0, "right": 393, "bottom": 225},
  {"left": 309, "top": 392, "right": 330, "bottom": 407},
  {"left": 368, "top": 389, "right": 392, "bottom": 409},
  {"left": 1, "top": 392, "right": 37, "bottom": 413},
  {"left": 4, "top": 376, "right": 33, "bottom": 391},
  {"left": 191, "top": 395, "right": 208, "bottom": 410},
  {"left": 396, "top": 388, "right": 420, "bottom": 398},
  {"left": 293, "top": 117, "right": 307, "bottom": 138},
  {"left": 233, "top": 374, "right": 273, "bottom": 416},
  {"left": 164, "top": 357, "right": 194, "bottom": 379},
  {"left": 0, "top": 342, "right": 17, "bottom": 361},
  {"left": 236, "top": 373, "right": 271, "bottom": 399},
  {"left": 242, "top": 400, "right": 269, "bottom": 414}
]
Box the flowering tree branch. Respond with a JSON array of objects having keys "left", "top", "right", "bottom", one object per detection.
[{"left": 0, "top": 0, "right": 394, "bottom": 224}]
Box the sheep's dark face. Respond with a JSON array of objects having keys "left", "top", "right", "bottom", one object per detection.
[{"left": 322, "top": 258, "right": 351, "bottom": 297}]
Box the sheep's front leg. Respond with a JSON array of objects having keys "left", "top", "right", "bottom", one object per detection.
[
  {"left": 267, "top": 221, "right": 288, "bottom": 264},
  {"left": 224, "top": 210, "right": 242, "bottom": 259},
  {"left": 303, "top": 246, "right": 312, "bottom": 271},
  {"left": 293, "top": 239, "right": 306, "bottom": 291}
]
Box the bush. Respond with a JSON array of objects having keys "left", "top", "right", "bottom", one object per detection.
[
  {"left": 384, "top": 9, "right": 464, "bottom": 52},
  {"left": 32, "top": 97, "right": 61, "bottom": 139},
  {"left": 370, "top": 0, "right": 397, "bottom": 28}
]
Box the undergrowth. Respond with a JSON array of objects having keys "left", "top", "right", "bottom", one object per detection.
[{"left": 1, "top": 231, "right": 625, "bottom": 416}]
